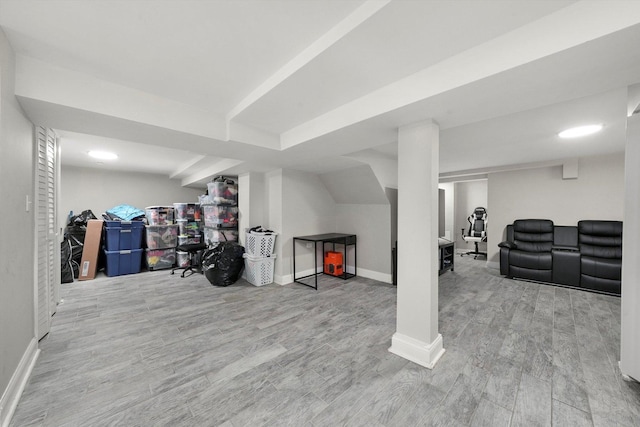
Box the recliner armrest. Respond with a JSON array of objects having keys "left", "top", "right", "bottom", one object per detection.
[{"left": 498, "top": 241, "right": 517, "bottom": 249}]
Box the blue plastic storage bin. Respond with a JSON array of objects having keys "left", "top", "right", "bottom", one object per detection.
[
  {"left": 104, "top": 248, "right": 143, "bottom": 277},
  {"left": 103, "top": 221, "right": 144, "bottom": 250},
  {"left": 103, "top": 220, "right": 145, "bottom": 228}
]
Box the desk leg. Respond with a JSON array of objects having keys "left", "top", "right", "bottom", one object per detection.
[
  {"left": 354, "top": 240, "right": 357, "bottom": 278},
  {"left": 314, "top": 241, "right": 318, "bottom": 290},
  {"left": 342, "top": 239, "right": 347, "bottom": 280},
  {"left": 323, "top": 241, "right": 326, "bottom": 278},
  {"left": 293, "top": 238, "right": 297, "bottom": 282}
]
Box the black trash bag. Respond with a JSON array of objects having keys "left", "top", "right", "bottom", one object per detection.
[
  {"left": 71, "top": 259, "right": 80, "bottom": 279},
  {"left": 65, "top": 227, "right": 86, "bottom": 278},
  {"left": 202, "top": 242, "right": 245, "bottom": 287},
  {"left": 68, "top": 209, "right": 97, "bottom": 227},
  {"left": 60, "top": 237, "right": 74, "bottom": 283}
]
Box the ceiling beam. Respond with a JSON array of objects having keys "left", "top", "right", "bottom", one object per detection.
[
  {"left": 225, "top": 0, "right": 391, "bottom": 124},
  {"left": 181, "top": 158, "right": 245, "bottom": 187},
  {"left": 169, "top": 154, "right": 206, "bottom": 179},
  {"left": 438, "top": 158, "right": 569, "bottom": 182},
  {"left": 280, "top": 1, "right": 640, "bottom": 150}
]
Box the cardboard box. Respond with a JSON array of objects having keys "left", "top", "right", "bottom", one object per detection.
[{"left": 78, "top": 219, "right": 103, "bottom": 281}]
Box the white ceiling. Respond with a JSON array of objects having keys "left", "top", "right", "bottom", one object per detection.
[
  {"left": 1, "top": 0, "right": 639, "bottom": 187},
  {"left": 57, "top": 130, "right": 225, "bottom": 176}
]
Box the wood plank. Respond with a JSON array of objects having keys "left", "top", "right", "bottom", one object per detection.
[
  {"left": 470, "top": 397, "right": 512, "bottom": 427},
  {"left": 512, "top": 373, "right": 551, "bottom": 427},
  {"left": 9, "top": 257, "right": 636, "bottom": 427}
]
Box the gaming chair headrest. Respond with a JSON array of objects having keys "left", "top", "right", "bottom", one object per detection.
[{"left": 471, "top": 207, "right": 487, "bottom": 220}]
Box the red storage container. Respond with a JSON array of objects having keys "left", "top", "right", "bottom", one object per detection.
[{"left": 324, "top": 251, "right": 343, "bottom": 277}]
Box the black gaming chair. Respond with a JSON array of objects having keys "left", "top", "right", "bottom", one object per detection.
[{"left": 461, "top": 207, "right": 487, "bottom": 258}]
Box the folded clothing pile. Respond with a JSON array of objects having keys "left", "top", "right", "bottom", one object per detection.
[{"left": 248, "top": 226, "right": 274, "bottom": 235}]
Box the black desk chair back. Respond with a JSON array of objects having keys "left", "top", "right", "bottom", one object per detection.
[{"left": 461, "top": 207, "right": 487, "bottom": 259}]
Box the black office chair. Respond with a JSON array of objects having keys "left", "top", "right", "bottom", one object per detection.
[
  {"left": 461, "top": 207, "right": 487, "bottom": 258},
  {"left": 171, "top": 242, "right": 207, "bottom": 277}
]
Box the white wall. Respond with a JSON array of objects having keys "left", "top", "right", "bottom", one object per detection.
[
  {"left": 279, "top": 169, "right": 337, "bottom": 283},
  {"left": 454, "top": 180, "right": 488, "bottom": 251},
  {"left": 264, "top": 167, "right": 393, "bottom": 285},
  {"left": 60, "top": 165, "right": 204, "bottom": 227},
  {"left": 320, "top": 164, "right": 389, "bottom": 204},
  {"left": 621, "top": 113, "right": 640, "bottom": 381},
  {"left": 322, "top": 166, "right": 392, "bottom": 282},
  {"left": 302, "top": 151, "right": 398, "bottom": 280},
  {"left": 0, "top": 28, "right": 37, "bottom": 424},
  {"left": 487, "top": 152, "right": 625, "bottom": 265},
  {"left": 385, "top": 187, "right": 398, "bottom": 248},
  {"left": 238, "top": 172, "right": 265, "bottom": 245},
  {"left": 248, "top": 173, "right": 265, "bottom": 228},
  {"left": 438, "top": 182, "right": 454, "bottom": 240},
  {"left": 264, "top": 169, "right": 284, "bottom": 279},
  {"left": 335, "top": 204, "right": 392, "bottom": 282}
]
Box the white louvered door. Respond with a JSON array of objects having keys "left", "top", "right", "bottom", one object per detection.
[{"left": 36, "top": 126, "right": 58, "bottom": 340}]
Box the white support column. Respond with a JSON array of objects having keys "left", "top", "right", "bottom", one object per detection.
[
  {"left": 238, "top": 173, "right": 251, "bottom": 246},
  {"left": 389, "top": 119, "right": 445, "bottom": 369},
  {"left": 620, "top": 113, "right": 640, "bottom": 381},
  {"left": 238, "top": 172, "right": 266, "bottom": 246}
]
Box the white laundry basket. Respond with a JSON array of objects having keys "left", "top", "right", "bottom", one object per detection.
[
  {"left": 243, "top": 253, "right": 276, "bottom": 286},
  {"left": 244, "top": 230, "right": 277, "bottom": 257}
]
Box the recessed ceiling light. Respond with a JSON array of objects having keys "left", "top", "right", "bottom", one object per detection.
[
  {"left": 88, "top": 150, "right": 118, "bottom": 160},
  {"left": 558, "top": 124, "right": 603, "bottom": 139}
]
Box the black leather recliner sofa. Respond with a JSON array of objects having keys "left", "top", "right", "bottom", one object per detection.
[
  {"left": 499, "top": 219, "right": 622, "bottom": 295},
  {"left": 499, "top": 219, "right": 554, "bottom": 282},
  {"left": 578, "top": 220, "right": 623, "bottom": 294}
]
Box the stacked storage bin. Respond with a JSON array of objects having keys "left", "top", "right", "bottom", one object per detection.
[
  {"left": 243, "top": 229, "right": 277, "bottom": 286},
  {"left": 102, "top": 220, "right": 144, "bottom": 277},
  {"left": 174, "top": 202, "right": 203, "bottom": 269},
  {"left": 144, "top": 206, "right": 178, "bottom": 270},
  {"left": 202, "top": 177, "right": 239, "bottom": 246}
]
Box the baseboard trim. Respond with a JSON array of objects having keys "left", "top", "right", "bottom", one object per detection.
[
  {"left": 389, "top": 332, "right": 445, "bottom": 369},
  {"left": 1, "top": 338, "right": 39, "bottom": 427},
  {"left": 277, "top": 267, "right": 319, "bottom": 286},
  {"left": 275, "top": 273, "right": 290, "bottom": 285},
  {"left": 355, "top": 268, "right": 392, "bottom": 284}
]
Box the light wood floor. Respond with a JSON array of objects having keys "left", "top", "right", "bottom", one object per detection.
[{"left": 10, "top": 255, "right": 640, "bottom": 426}]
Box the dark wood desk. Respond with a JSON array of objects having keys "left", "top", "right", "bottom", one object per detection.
[{"left": 293, "top": 233, "right": 357, "bottom": 290}]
